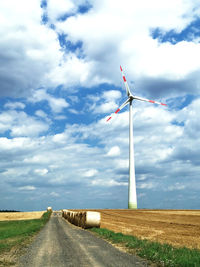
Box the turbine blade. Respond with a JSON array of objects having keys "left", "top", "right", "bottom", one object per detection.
[
  {"left": 120, "top": 65, "right": 132, "bottom": 97},
  {"left": 106, "top": 98, "right": 131, "bottom": 122},
  {"left": 133, "top": 96, "right": 167, "bottom": 106}
]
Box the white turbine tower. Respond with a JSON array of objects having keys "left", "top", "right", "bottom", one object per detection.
[{"left": 107, "top": 66, "right": 167, "bottom": 209}]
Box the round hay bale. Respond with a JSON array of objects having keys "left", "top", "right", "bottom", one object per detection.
[
  {"left": 66, "top": 212, "right": 70, "bottom": 220},
  {"left": 78, "top": 212, "right": 83, "bottom": 227},
  {"left": 81, "top": 212, "right": 86, "bottom": 228},
  {"left": 62, "top": 210, "right": 101, "bottom": 229},
  {"left": 71, "top": 212, "right": 76, "bottom": 224},
  {"left": 62, "top": 209, "right": 69, "bottom": 219},
  {"left": 83, "top": 211, "right": 101, "bottom": 229},
  {"left": 74, "top": 213, "right": 79, "bottom": 226}
]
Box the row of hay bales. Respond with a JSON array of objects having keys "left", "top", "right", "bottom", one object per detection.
[{"left": 62, "top": 210, "right": 101, "bottom": 229}]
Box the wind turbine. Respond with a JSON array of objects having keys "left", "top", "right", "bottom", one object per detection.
[{"left": 106, "top": 66, "right": 167, "bottom": 209}]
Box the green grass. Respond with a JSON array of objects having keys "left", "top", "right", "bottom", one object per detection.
[
  {"left": 90, "top": 228, "right": 200, "bottom": 267},
  {"left": 0, "top": 211, "right": 52, "bottom": 254}
]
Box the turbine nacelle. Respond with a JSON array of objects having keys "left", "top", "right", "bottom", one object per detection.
[{"left": 106, "top": 66, "right": 167, "bottom": 122}]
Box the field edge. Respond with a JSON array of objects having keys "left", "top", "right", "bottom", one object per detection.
[{"left": 89, "top": 227, "right": 200, "bottom": 267}]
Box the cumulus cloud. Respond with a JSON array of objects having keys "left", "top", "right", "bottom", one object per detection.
[
  {"left": 4, "top": 102, "right": 25, "bottom": 110},
  {"left": 83, "top": 169, "right": 98, "bottom": 177},
  {"left": 86, "top": 90, "right": 122, "bottom": 114},
  {"left": 54, "top": 0, "right": 200, "bottom": 98},
  {"left": 1, "top": 0, "right": 200, "bottom": 100},
  {"left": 29, "top": 89, "right": 69, "bottom": 113},
  {"left": 34, "top": 168, "right": 48, "bottom": 176},
  {"left": 91, "top": 179, "right": 127, "bottom": 187},
  {"left": 18, "top": 186, "right": 36, "bottom": 191},
  {"left": 167, "top": 183, "right": 186, "bottom": 191},
  {"left": 49, "top": 192, "right": 59, "bottom": 197},
  {"left": 138, "top": 182, "right": 155, "bottom": 190},
  {"left": 0, "top": 110, "right": 49, "bottom": 137},
  {"left": 45, "top": 0, "right": 90, "bottom": 23},
  {"left": 46, "top": 0, "right": 75, "bottom": 22},
  {"left": 0, "top": 0, "right": 62, "bottom": 97},
  {"left": 35, "top": 110, "right": 48, "bottom": 119},
  {"left": 107, "top": 146, "right": 120, "bottom": 157},
  {"left": 0, "top": 98, "right": 200, "bottom": 209},
  {"left": 103, "top": 90, "right": 121, "bottom": 101}
]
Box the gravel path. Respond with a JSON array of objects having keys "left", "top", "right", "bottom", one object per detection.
[{"left": 19, "top": 211, "right": 150, "bottom": 267}]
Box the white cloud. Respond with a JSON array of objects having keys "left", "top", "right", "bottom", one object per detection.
[
  {"left": 83, "top": 169, "right": 98, "bottom": 177},
  {"left": 0, "top": 0, "right": 63, "bottom": 97},
  {"left": 68, "top": 108, "right": 79, "bottom": 115},
  {"left": 50, "top": 192, "right": 59, "bottom": 197},
  {"left": 19, "top": 186, "right": 36, "bottom": 191},
  {"left": 0, "top": 137, "right": 35, "bottom": 151},
  {"left": 54, "top": 115, "right": 67, "bottom": 120},
  {"left": 4, "top": 102, "right": 25, "bottom": 110},
  {"left": 0, "top": 98, "right": 200, "bottom": 209},
  {"left": 48, "top": 97, "right": 69, "bottom": 113},
  {"left": 34, "top": 168, "right": 48, "bottom": 176},
  {"left": 0, "top": 110, "right": 49, "bottom": 137},
  {"left": 52, "top": 133, "right": 68, "bottom": 144},
  {"left": 35, "top": 110, "right": 47, "bottom": 118},
  {"left": 45, "top": 0, "right": 91, "bottom": 23},
  {"left": 1, "top": 0, "right": 199, "bottom": 100},
  {"left": 53, "top": 0, "right": 200, "bottom": 98},
  {"left": 107, "top": 146, "right": 120, "bottom": 157},
  {"left": 46, "top": 53, "right": 106, "bottom": 88},
  {"left": 115, "top": 159, "right": 129, "bottom": 169},
  {"left": 46, "top": 0, "right": 75, "bottom": 22},
  {"left": 11, "top": 122, "right": 48, "bottom": 137},
  {"left": 138, "top": 182, "right": 155, "bottom": 189},
  {"left": 30, "top": 89, "right": 69, "bottom": 113},
  {"left": 91, "top": 179, "right": 127, "bottom": 187},
  {"left": 103, "top": 90, "right": 121, "bottom": 101},
  {"left": 167, "top": 183, "right": 186, "bottom": 191},
  {"left": 87, "top": 90, "right": 122, "bottom": 114},
  {"left": 95, "top": 101, "right": 118, "bottom": 114}
]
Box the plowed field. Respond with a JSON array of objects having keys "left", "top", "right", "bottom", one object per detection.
[
  {"left": 97, "top": 209, "right": 200, "bottom": 249},
  {"left": 0, "top": 211, "right": 45, "bottom": 221}
]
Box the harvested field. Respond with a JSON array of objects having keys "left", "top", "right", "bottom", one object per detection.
[
  {"left": 76, "top": 209, "right": 200, "bottom": 249},
  {"left": 0, "top": 211, "right": 45, "bottom": 221}
]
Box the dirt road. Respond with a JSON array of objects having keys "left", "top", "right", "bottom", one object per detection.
[{"left": 19, "top": 211, "right": 149, "bottom": 267}]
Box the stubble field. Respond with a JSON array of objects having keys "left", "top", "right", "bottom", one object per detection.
[
  {"left": 0, "top": 211, "right": 45, "bottom": 221},
  {"left": 95, "top": 209, "right": 200, "bottom": 249}
]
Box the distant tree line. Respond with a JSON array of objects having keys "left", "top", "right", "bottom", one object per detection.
[{"left": 0, "top": 210, "right": 20, "bottom": 212}]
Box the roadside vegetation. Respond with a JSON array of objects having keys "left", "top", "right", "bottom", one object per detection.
[
  {"left": 0, "top": 210, "right": 52, "bottom": 266},
  {"left": 90, "top": 228, "right": 200, "bottom": 267}
]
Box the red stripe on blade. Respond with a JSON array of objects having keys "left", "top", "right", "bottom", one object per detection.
[
  {"left": 115, "top": 108, "right": 120, "bottom": 114},
  {"left": 107, "top": 117, "right": 112, "bottom": 122},
  {"left": 123, "top": 76, "right": 126, "bottom": 82},
  {"left": 120, "top": 66, "right": 122, "bottom": 71},
  {"left": 161, "top": 103, "right": 167, "bottom": 106},
  {"left": 149, "top": 100, "right": 155, "bottom": 103}
]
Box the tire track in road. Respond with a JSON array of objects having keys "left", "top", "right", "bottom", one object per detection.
[{"left": 19, "top": 212, "right": 150, "bottom": 267}]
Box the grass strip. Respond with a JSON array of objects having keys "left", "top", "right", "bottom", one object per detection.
[
  {"left": 90, "top": 228, "right": 200, "bottom": 267},
  {"left": 0, "top": 211, "right": 52, "bottom": 265}
]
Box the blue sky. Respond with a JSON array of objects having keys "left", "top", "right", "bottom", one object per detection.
[{"left": 0, "top": 0, "right": 200, "bottom": 211}]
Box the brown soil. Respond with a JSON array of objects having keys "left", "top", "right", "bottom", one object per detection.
[
  {"left": 0, "top": 211, "right": 45, "bottom": 221},
  {"left": 76, "top": 209, "right": 200, "bottom": 249}
]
